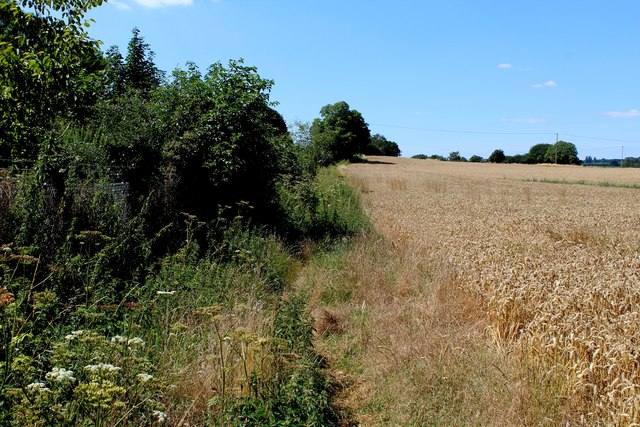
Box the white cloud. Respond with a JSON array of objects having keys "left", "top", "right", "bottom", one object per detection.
[
  {"left": 132, "top": 0, "right": 192, "bottom": 7},
  {"left": 532, "top": 80, "right": 558, "bottom": 88},
  {"left": 110, "top": 0, "right": 131, "bottom": 10},
  {"left": 498, "top": 63, "right": 512, "bottom": 69},
  {"left": 604, "top": 109, "right": 640, "bottom": 118}
]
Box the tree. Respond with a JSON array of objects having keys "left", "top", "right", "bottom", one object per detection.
[
  {"left": 544, "top": 141, "right": 580, "bottom": 165},
  {"left": 310, "top": 101, "right": 371, "bottom": 166},
  {"left": 0, "top": 0, "right": 105, "bottom": 164},
  {"left": 365, "top": 134, "right": 401, "bottom": 156},
  {"left": 123, "top": 27, "right": 162, "bottom": 94},
  {"left": 526, "top": 143, "right": 552, "bottom": 164},
  {"left": 153, "top": 60, "right": 292, "bottom": 222},
  {"left": 506, "top": 154, "right": 526, "bottom": 164},
  {"left": 488, "top": 149, "right": 506, "bottom": 163},
  {"left": 448, "top": 151, "right": 466, "bottom": 162},
  {"left": 103, "top": 45, "right": 126, "bottom": 98},
  {"left": 469, "top": 155, "right": 483, "bottom": 163}
]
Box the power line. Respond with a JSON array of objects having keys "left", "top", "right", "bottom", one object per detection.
[
  {"left": 370, "top": 123, "right": 640, "bottom": 145},
  {"left": 370, "top": 123, "right": 555, "bottom": 136},
  {"left": 559, "top": 133, "right": 640, "bottom": 145}
]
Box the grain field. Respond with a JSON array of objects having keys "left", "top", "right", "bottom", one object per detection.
[{"left": 339, "top": 157, "right": 640, "bottom": 425}]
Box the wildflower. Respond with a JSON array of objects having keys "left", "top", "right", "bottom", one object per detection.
[
  {"left": 46, "top": 367, "right": 76, "bottom": 383},
  {"left": 64, "top": 330, "right": 85, "bottom": 341},
  {"left": 27, "top": 382, "right": 51, "bottom": 392},
  {"left": 136, "top": 373, "right": 153, "bottom": 382},
  {"left": 111, "top": 335, "right": 127, "bottom": 343},
  {"left": 156, "top": 290, "right": 176, "bottom": 295},
  {"left": 128, "top": 337, "right": 145, "bottom": 346},
  {"left": 153, "top": 410, "right": 167, "bottom": 423},
  {"left": 84, "top": 363, "right": 121, "bottom": 373}
]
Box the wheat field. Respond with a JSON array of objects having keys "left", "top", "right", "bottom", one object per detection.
[{"left": 341, "top": 157, "right": 640, "bottom": 425}]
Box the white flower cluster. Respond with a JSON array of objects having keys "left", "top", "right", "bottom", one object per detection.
[
  {"left": 27, "top": 382, "right": 51, "bottom": 392},
  {"left": 64, "top": 330, "right": 84, "bottom": 341},
  {"left": 136, "top": 373, "right": 153, "bottom": 382},
  {"left": 84, "top": 363, "right": 122, "bottom": 373},
  {"left": 111, "top": 335, "right": 127, "bottom": 343},
  {"left": 127, "top": 337, "right": 145, "bottom": 346},
  {"left": 46, "top": 367, "right": 76, "bottom": 383},
  {"left": 153, "top": 410, "right": 167, "bottom": 423}
]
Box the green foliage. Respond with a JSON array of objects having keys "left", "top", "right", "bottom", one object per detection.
[
  {"left": 527, "top": 143, "right": 552, "bottom": 164},
  {"left": 488, "top": 149, "right": 506, "bottom": 163},
  {"left": 124, "top": 28, "right": 163, "bottom": 94},
  {"left": 276, "top": 166, "right": 368, "bottom": 239},
  {"left": 1, "top": 5, "right": 377, "bottom": 421},
  {"left": 313, "top": 167, "right": 369, "bottom": 237},
  {"left": 469, "top": 155, "right": 483, "bottom": 163},
  {"left": 0, "top": 0, "right": 105, "bottom": 163},
  {"left": 9, "top": 330, "right": 165, "bottom": 426},
  {"left": 366, "top": 134, "right": 401, "bottom": 157},
  {"left": 544, "top": 141, "right": 580, "bottom": 165},
  {"left": 448, "top": 151, "right": 466, "bottom": 162},
  {"left": 154, "top": 60, "right": 293, "bottom": 223},
  {"left": 621, "top": 157, "right": 640, "bottom": 168},
  {"left": 310, "top": 101, "right": 371, "bottom": 166},
  {"left": 506, "top": 153, "right": 527, "bottom": 164}
]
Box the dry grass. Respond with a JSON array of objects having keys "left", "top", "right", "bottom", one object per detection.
[
  {"left": 305, "top": 233, "right": 539, "bottom": 425},
  {"left": 333, "top": 157, "right": 640, "bottom": 425},
  {"left": 161, "top": 298, "right": 281, "bottom": 425}
]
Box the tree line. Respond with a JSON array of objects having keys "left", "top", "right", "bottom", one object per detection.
[{"left": 412, "top": 141, "right": 581, "bottom": 165}]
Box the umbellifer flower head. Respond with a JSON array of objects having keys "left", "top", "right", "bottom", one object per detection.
[
  {"left": 46, "top": 367, "right": 76, "bottom": 383},
  {"left": 153, "top": 410, "right": 167, "bottom": 423}
]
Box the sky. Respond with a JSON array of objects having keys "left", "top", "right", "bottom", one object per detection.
[{"left": 86, "top": 0, "right": 640, "bottom": 159}]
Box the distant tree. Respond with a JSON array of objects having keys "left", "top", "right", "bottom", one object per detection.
[
  {"left": 488, "top": 149, "right": 506, "bottom": 163},
  {"left": 621, "top": 157, "right": 640, "bottom": 168},
  {"left": 526, "top": 143, "right": 552, "bottom": 164},
  {"left": 448, "top": 151, "right": 466, "bottom": 162},
  {"left": 469, "top": 155, "right": 483, "bottom": 163},
  {"left": 411, "top": 154, "right": 429, "bottom": 159},
  {"left": 365, "top": 134, "right": 401, "bottom": 156},
  {"left": 507, "top": 154, "right": 526, "bottom": 164},
  {"left": 310, "top": 101, "right": 371, "bottom": 165},
  {"left": 429, "top": 154, "right": 446, "bottom": 161},
  {"left": 544, "top": 141, "right": 580, "bottom": 165}
]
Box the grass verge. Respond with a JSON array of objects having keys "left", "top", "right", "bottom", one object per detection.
[{"left": 299, "top": 231, "right": 573, "bottom": 426}]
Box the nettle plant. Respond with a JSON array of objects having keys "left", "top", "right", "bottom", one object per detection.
[{"left": 10, "top": 330, "right": 166, "bottom": 426}]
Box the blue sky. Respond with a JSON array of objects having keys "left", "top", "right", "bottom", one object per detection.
[{"left": 87, "top": 1, "right": 640, "bottom": 159}]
